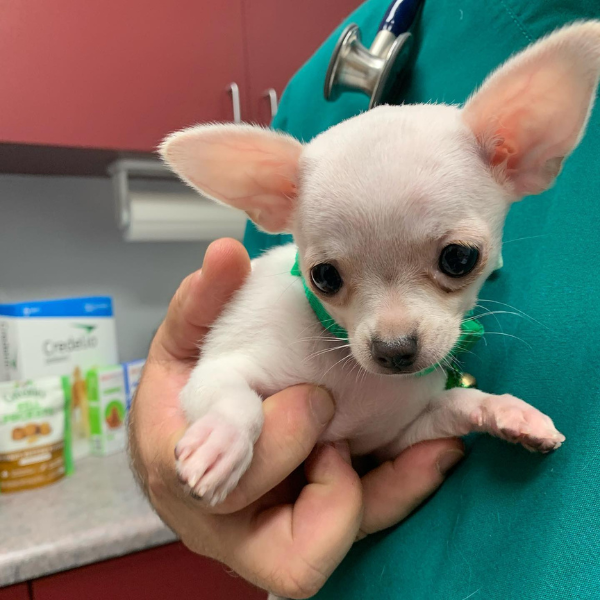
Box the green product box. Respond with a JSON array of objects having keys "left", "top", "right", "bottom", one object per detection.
[{"left": 86, "top": 366, "right": 126, "bottom": 456}]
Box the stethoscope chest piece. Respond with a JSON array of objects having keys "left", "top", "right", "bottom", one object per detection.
[{"left": 324, "top": 0, "right": 422, "bottom": 108}]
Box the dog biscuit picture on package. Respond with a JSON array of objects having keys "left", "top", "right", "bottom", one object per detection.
[{"left": 0, "top": 376, "right": 73, "bottom": 493}]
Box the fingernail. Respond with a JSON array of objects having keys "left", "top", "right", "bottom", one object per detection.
[
  {"left": 436, "top": 449, "right": 465, "bottom": 476},
  {"left": 309, "top": 386, "right": 335, "bottom": 427}
]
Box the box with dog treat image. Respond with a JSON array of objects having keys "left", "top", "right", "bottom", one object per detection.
[
  {"left": 0, "top": 296, "right": 118, "bottom": 461},
  {"left": 0, "top": 376, "right": 73, "bottom": 493},
  {"left": 86, "top": 366, "right": 126, "bottom": 456}
]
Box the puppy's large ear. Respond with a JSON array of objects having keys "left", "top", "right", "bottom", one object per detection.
[
  {"left": 463, "top": 21, "right": 600, "bottom": 198},
  {"left": 160, "top": 124, "right": 303, "bottom": 233}
]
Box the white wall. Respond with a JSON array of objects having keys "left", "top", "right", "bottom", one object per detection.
[{"left": 0, "top": 175, "right": 209, "bottom": 361}]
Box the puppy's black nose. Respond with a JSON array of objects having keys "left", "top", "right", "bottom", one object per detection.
[{"left": 370, "top": 337, "right": 418, "bottom": 372}]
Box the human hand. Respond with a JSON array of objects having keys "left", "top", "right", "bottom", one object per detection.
[{"left": 129, "top": 238, "right": 464, "bottom": 598}]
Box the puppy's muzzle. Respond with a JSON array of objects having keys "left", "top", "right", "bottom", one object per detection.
[{"left": 370, "top": 336, "right": 418, "bottom": 373}]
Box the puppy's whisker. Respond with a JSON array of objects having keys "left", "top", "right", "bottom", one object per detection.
[
  {"left": 464, "top": 310, "right": 528, "bottom": 322},
  {"left": 473, "top": 303, "right": 507, "bottom": 352},
  {"left": 296, "top": 335, "right": 348, "bottom": 343},
  {"left": 304, "top": 344, "right": 352, "bottom": 361},
  {"left": 254, "top": 269, "right": 300, "bottom": 278},
  {"left": 274, "top": 277, "right": 302, "bottom": 305},
  {"left": 441, "top": 355, "right": 458, "bottom": 373},
  {"left": 359, "top": 363, "right": 369, "bottom": 386},
  {"left": 452, "top": 344, "right": 479, "bottom": 360},
  {"left": 298, "top": 338, "right": 350, "bottom": 349},
  {"left": 306, "top": 347, "right": 346, "bottom": 360},
  {"left": 482, "top": 331, "right": 533, "bottom": 350},
  {"left": 502, "top": 234, "right": 548, "bottom": 245},
  {"left": 321, "top": 352, "right": 356, "bottom": 381},
  {"left": 477, "top": 298, "right": 550, "bottom": 331},
  {"left": 350, "top": 360, "right": 359, "bottom": 384},
  {"left": 292, "top": 321, "right": 333, "bottom": 342},
  {"left": 304, "top": 342, "right": 350, "bottom": 360},
  {"left": 341, "top": 354, "right": 356, "bottom": 373}
]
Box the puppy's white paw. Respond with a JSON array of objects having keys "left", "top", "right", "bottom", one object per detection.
[
  {"left": 175, "top": 413, "right": 253, "bottom": 505},
  {"left": 471, "top": 394, "right": 565, "bottom": 453}
]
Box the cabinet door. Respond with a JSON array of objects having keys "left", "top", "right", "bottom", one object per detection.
[
  {"left": 0, "top": 0, "right": 247, "bottom": 151},
  {"left": 0, "top": 584, "right": 30, "bottom": 600},
  {"left": 31, "top": 542, "right": 266, "bottom": 600},
  {"left": 243, "top": 0, "right": 363, "bottom": 124}
]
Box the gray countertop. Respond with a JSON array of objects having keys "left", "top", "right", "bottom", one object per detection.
[{"left": 0, "top": 451, "right": 177, "bottom": 587}]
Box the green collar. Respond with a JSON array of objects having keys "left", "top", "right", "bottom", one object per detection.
[{"left": 291, "top": 253, "right": 484, "bottom": 388}]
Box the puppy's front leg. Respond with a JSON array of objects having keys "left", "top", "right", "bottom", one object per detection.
[
  {"left": 175, "top": 355, "right": 265, "bottom": 505},
  {"left": 395, "top": 388, "right": 565, "bottom": 454}
]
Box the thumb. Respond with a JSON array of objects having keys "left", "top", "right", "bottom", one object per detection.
[{"left": 152, "top": 237, "right": 251, "bottom": 364}]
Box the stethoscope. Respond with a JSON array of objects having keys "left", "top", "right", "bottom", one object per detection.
[{"left": 324, "top": 0, "right": 424, "bottom": 108}]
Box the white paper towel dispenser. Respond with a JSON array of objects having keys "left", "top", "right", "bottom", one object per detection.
[{"left": 108, "top": 158, "right": 246, "bottom": 242}]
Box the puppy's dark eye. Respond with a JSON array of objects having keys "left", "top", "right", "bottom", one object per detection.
[
  {"left": 439, "top": 244, "right": 480, "bottom": 278},
  {"left": 310, "top": 263, "right": 343, "bottom": 295}
]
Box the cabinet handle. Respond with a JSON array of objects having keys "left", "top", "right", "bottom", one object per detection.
[
  {"left": 227, "top": 82, "right": 242, "bottom": 123},
  {"left": 262, "top": 88, "right": 278, "bottom": 119}
]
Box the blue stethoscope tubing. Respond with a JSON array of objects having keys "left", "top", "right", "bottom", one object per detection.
[{"left": 379, "top": 0, "right": 423, "bottom": 37}]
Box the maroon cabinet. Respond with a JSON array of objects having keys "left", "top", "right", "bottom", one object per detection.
[
  {"left": 0, "top": 0, "right": 247, "bottom": 151},
  {"left": 243, "top": 0, "right": 363, "bottom": 124},
  {"left": 30, "top": 543, "right": 265, "bottom": 600},
  {"left": 0, "top": 0, "right": 362, "bottom": 156},
  {"left": 0, "top": 585, "right": 30, "bottom": 600}
]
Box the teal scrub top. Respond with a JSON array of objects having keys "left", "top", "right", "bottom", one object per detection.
[{"left": 244, "top": 1, "right": 600, "bottom": 598}]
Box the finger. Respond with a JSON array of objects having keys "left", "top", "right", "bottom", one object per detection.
[
  {"left": 152, "top": 238, "right": 251, "bottom": 363},
  {"left": 212, "top": 385, "right": 335, "bottom": 514},
  {"left": 131, "top": 239, "right": 249, "bottom": 497},
  {"left": 129, "top": 363, "right": 189, "bottom": 500},
  {"left": 359, "top": 438, "right": 464, "bottom": 537},
  {"left": 229, "top": 443, "right": 362, "bottom": 599}
]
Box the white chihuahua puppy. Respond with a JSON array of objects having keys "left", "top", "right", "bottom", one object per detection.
[{"left": 161, "top": 22, "right": 600, "bottom": 507}]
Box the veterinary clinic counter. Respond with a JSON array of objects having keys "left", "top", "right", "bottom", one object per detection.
[{"left": 0, "top": 453, "right": 264, "bottom": 600}]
